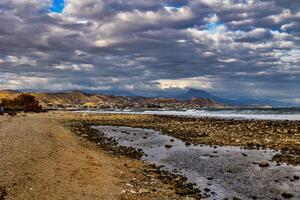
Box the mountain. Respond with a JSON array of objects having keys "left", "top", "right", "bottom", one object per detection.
[
  {"left": 235, "top": 97, "right": 293, "bottom": 107},
  {"left": 0, "top": 90, "right": 221, "bottom": 109},
  {"left": 81, "top": 89, "right": 137, "bottom": 97},
  {"left": 176, "top": 89, "right": 238, "bottom": 105},
  {"left": 175, "top": 88, "right": 293, "bottom": 106},
  {"left": 0, "top": 90, "right": 19, "bottom": 100}
]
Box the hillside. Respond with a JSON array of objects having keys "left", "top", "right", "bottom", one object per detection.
[
  {"left": 0, "top": 90, "right": 19, "bottom": 100},
  {"left": 0, "top": 90, "right": 222, "bottom": 109}
]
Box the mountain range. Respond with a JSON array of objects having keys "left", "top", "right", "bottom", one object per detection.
[
  {"left": 0, "top": 90, "right": 222, "bottom": 109},
  {"left": 0, "top": 88, "right": 294, "bottom": 107}
]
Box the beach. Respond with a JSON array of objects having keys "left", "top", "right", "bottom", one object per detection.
[
  {"left": 63, "top": 112, "right": 300, "bottom": 165},
  {"left": 0, "top": 111, "right": 299, "bottom": 199},
  {"left": 0, "top": 113, "right": 186, "bottom": 200}
]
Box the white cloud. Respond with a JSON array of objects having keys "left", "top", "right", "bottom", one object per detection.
[
  {"left": 54, "top": 63, "right": 94, "bottom": 71},
  {"left": 157, "top": 77, "right": 214, "bottom": 90}
]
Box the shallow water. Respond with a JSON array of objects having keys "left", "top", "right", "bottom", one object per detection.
[{"left": 94, "top": 126, "right": 300, "bottom": 200}]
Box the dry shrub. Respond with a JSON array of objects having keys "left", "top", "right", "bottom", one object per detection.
[{"left": 1, "top": 94, "right": 42, "bottom": 113}]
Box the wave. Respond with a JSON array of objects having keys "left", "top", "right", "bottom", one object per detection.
[{"left": 78, "top": 108, "right": 300, "bottom": 121}]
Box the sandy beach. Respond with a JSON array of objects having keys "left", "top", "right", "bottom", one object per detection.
[
  {"left": 0, "top": 113, "right": 184, "bottom": 200},
  {"left": 1, "top": 111, "right": 299, "bottom": 199}
]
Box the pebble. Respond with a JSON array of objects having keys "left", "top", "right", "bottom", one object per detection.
[
  {"left": 138, "top": 188, "right": 150, "bottom": 193},
  {"left": 129, "top": 168, "right": 137, "bottom": 173},
  {"left": 185, "top": 142, "right": 191, "bottom": 146},
  {"left": 130, "top": 190, "right": 136, "bottom": 194},
  {"left": 125, "top": 183, "right": 133, "bottom": 187},
  {"left": 241, "top": 152, "right": 248, "bottom": 157},
  {"left": 281, "top": 192, "right": 293, "bottom": 199},
  {"left": 258, "top": 160, "right": 269, "bottom": 167}
]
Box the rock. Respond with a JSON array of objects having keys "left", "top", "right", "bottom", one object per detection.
[
  {"left": 129, "top": 190, "right": 136, "bottom": 194},
  {"left": 164, "top": 144, "right": 173, "bottom": 148},
  {"left": 293, "top": 175, "right": 299, "bottom": 180},
  {"left": 258, "top": 160, "right": 269, "bottom": 167},
  {"left": 125, "top": 183, "right": 133, "bottom": 187},
  {"left": 241, "top": 152, "right": 248, "bottom": 157},
  {"left": 233, "top": 197, "right": 241, "bottom": 200},
  {"left": 0, "top": 187, "right": 7, "bottom": 200},
  {"left": 138, "top": 188, "right": 150, "bottom": 194},
  {"left": 281, "top": 192, "right": 293, "bottom": 199},
  {"left": 185, "top": 142, "right": 191, "bottom": 146},
  {"left": 129, "top": 168, "right": 137, "bottom": 173}
]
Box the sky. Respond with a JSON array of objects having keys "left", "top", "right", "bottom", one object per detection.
[{"left": 0, "top": 0, "right": 299, "bottom": 103}]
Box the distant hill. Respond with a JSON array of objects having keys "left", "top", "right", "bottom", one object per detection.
[
  {"left": 176, "top": 89, "right": 239, "bottom": 105},
  {"left": 81, "top": 89, "right": 137, "bottom": 97},
  {"left": 0, "top": 90, "right": 19, "bottom": 100},
  {"left": 175, "top": 88, "right": 292, "bottom": 106},
  {"left": 0, "top": 90, "right": 222, "bottom": 109}
]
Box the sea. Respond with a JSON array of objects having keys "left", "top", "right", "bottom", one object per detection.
[{"left": 78, "top": 107, "right": 300, "bottom": 121}]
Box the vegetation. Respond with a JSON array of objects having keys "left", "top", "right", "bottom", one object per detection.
[{"left": 1, "top": 94, "right": 42, "bottom": 113}]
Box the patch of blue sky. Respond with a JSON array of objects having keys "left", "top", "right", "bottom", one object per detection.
[
  {"left": 49, "top": 0, "right": 64, "bottom": 13},
  {"left": 206, "top": 22, "right": 224, "bottom": 33}
]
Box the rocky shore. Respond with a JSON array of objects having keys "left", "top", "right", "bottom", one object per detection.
[
  {"left": 59, "top": 112, "right": 300, "bottom": 165},
  {"left": 1, "top": 113, "right": 197, "bottom": 200},
  {"left": 2, "top": 112, "right": 298, "bottom": 199},
  {"left": 64, "top": 119, "right": 203, "bottom": 199}
]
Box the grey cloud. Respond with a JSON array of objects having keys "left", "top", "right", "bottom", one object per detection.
[{"left": 0, "top": 0, "right": 299, "bottom": 102}]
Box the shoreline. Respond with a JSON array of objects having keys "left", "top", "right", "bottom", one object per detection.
[
  {"left": 75, "top": 109, "right": 300, "bottom": 121},
  {"left": 59, "top": 112, "right": 300, "bottom": 165},
  {"left": 64, "top": 119, "right": 203, "bottom": 199},
  {"left": 59, "top": 111, "right": 300, "bottom": 199},
  {"left": 0, "top": 113, "right": 189, "bottom": 200},
  {"left": 1, "top": 111, "right": 299, "bottom": 199}
]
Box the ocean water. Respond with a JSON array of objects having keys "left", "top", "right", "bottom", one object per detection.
[{"left": 79, "top": 108, "right": 300, "bottom": 121}]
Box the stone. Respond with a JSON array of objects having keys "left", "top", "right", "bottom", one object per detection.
[
  {"left": 258, "top": 160, "right": 269, "bottom": 167},
  {"left": 130, "top": 168, "right": 137, "bottom": 173},
  {"left": 138, "top": 188, "right": 150, "bottom": 194},
  {"left": 185, "top": 142, "right": 191, "bottom": 146},
  {"left": 233, "top": 197, "right": 241, "bottom": 200},
  {"left": 125, "top": 183, "right": 133, "bottom": 187},
  {"left": 281, "top": 192, "right": 293, "bottom": 199},
  {"left": 241, "top": 152, "right": 248, "bottom": 157}
]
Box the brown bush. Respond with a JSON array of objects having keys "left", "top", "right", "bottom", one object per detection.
[{"left": 1, "top": 94, "right": 42, "bottom": 113}]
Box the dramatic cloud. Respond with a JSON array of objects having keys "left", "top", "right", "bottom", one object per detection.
[{"left": 0, "top": 0, "right": 299, "bottom": 102}]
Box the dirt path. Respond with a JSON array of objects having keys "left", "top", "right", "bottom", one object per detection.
[{"left": 0, "top": 114, "right": 182, "bottom": 200}]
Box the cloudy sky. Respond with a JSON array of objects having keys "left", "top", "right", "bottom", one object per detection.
[{"left": 0, "top": 0, "right": 299, "bottom": 102}]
